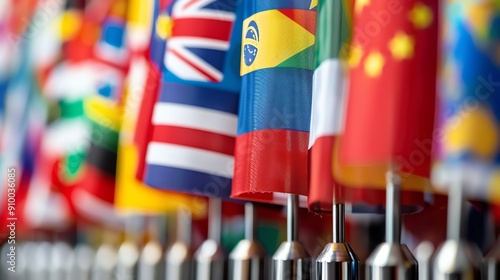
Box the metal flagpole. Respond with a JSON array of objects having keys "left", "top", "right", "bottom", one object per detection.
[
  {"left": 433, "top": 178, "right": 481, "bottom": 279},
  {"left": 483, "top": 235, "right": 500, "bottom": 280},
  {"left": 194, "top": 198, "right": 227, "bottom": 280},
  {"left": 116, "top": 216, "right": 143, "bottom": 280},
  {"left": 167, "top": 208, "right": 195, "bottom": 280},
  {"left": 316, "top": 202, "right": 360, "bottom": 280},
  {"left": 272, "top": 194, "right": 311, "bottom": 279},
  {"left": 366, "top": 169, "right": 418, "bottom": 280},
  {"left": 138, "top": 215, "right": 167, "bottom": 280},
  {"left": 229, "top": 202, "right": 267, "bottom": 280}
]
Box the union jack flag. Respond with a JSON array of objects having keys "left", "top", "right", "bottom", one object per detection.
[{"left": 163, "top": 0, "right": 237, "bottom": 84}]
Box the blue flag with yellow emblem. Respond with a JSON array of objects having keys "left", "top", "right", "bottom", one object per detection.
[
  {"left": 434, "top": 0, "right": 500, "bottom": 202},
  {"left": 231, "top": 0, "right": 316, "bottom": 204}
]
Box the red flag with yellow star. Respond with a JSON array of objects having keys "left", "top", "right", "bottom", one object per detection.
[{"left": 335, "top": 0, "right": 438, "bottom": 191}]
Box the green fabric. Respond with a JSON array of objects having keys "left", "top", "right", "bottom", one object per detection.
[
  {"left": 314, "top": 0, "right": 351, "bottom": 65},
  {"left": 59, "top": 99, "right": 85, "bottom": 119}
]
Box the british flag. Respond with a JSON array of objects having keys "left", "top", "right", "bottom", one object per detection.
[
  {"left": 163, "top": 0, "right": 237, "bottom": 84},
  {"left": 142, "top": 0, "right": 242, "bottom": 198}
]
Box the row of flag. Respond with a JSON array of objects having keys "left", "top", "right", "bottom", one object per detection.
[{"left": 0, "top": 0, "right": 499, "bottom": 238}]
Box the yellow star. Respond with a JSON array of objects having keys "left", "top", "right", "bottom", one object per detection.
[
  {"left": 156, "top": 14, "right": 173, "bottom": 39},
  {"left": 310, "top": 0, "right": 318, "bottom": 9},
  {"left": 364, "top": 51, "right": 385, "bottom": 77},
  {"left": 388, "top": 32, "right": 414, "bottom": 60},
  {"left": 355, "top": 0, "right": 370, "bottom": 14},
  {"left": 408, "top": 3, "right": 433, "bottom": 29},
  {"left": 348, "top": 45, "right": 363, "bottom": 68}
]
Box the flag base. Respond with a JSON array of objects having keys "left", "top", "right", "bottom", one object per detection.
[
  {"left": 229, "top": 239, "right": 268, "bottom": 280},
  {"left": 116, "top": 241, "right": 140, "bottom": 280},
  {"left": 433, "top": 240, "right": 481, "bottom": 280},
  {"left": 316, "top": 242, "right": 360, "bottom": 280},
  {"left": 366, "top": 243, "right": 417, "bottom": 280},
  {"left": 194, "top": 239, "right": 227, "bottom": 280},
  {"left": 272, "top": 241, "right": 312, "bottom": 280},
  {"left": 483, "top": 236, "right": 500, "bottom": 280},
  {"left": 166, "top": 241, "right": 193, "bottom": 280},
  {"left": 139, "top": 240, "right": 165, "bottom": 280}
]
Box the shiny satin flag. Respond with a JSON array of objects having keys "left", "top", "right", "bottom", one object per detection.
[
  {"left": 433, "top": 0, "right": 500, "bottom": 202},
  {"left": 335, "top": 0, "right": 439, "bottom": 191},
  {"left": 231, "top": 0, "right": 316, "bottom": 204}
]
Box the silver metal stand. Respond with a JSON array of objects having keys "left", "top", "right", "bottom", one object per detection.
[
  {"left": 68, "top": 244, "right": 95, "bottom": 280},
  {"left": 229, "top": 203, "right": 267, "bottom": 280},
  {"left": 49, "top": 241, "right": 73, "bottom": 280},
  {"left": 433, "top": 180, "right": 481, "bottom": 280},
  {"left": 366, "top": 170, "right": 418, "bottom": 280},
  {"left": 194, "top": 198, "right": 227, "bottom": 280},
  {"left": 272, "top": 194, "right": 311, "bottom": 280},
  {"left": 167, "top": 208, "right": 194, "bottom": 280},
  {"left": 116, "top": 216, "right": 143, "bottom": 280},
  {"left": 316, "top": 203, "right": 360, "bottom": 280},
  {"left": 415, "top": 241, "right": 434, "bottom": 280},
  {"left": 92, "top": 230, "right": 119, "bottom": 280},
  {"left": 139, "top": 215, "right": 167, "bottom": 280},
  {"left": 483, "top": 235, "right": 500, "bottom": 280}
]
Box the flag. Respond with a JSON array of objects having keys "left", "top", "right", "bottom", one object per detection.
[
  {"left": 114, "top": 0, "right": 206, "bottom": 216},
  {"left": 134, "top": 0, "right": 171, "bottom": 180},
  {"left": 231, "top": 0, "right": 316, "bottom": 204},
  {"left": 143, "top": 0, "right": 242, "bottom": 199},
  {"left": 50, "top": 0, "right": 130, "bottom": 227},
  {"left": 433, "top": 0, "right": 500, "bottom": 202},
  {"left": 307, "top": 0, "right": 351, "bottom": 212},
  {"left": 335, "top": 0, "right": 439, "bottom": 191}
]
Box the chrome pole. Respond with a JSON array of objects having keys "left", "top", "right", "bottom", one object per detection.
[
  {"left": 433, "top": 179, "right": 481, "bottom": 280},
  {"left": 272, "top": 194, "right": 311, "bottom": 280},
  {"left": 194, "top": 198, "right": 226, "bottom": 280},
  {"left": 316, "top": 203, "right": 360, "bottom": 280},
  {"left": 229, "top": 203, "right": 267, "bottom": 280},
  {"left": 139, "top": 215, "right": 167, "bottom": 280},
  {"left": 366, "top": 169, "right": 418, "bottom": 280},
  {"left": 167, "top": 208, "right": 194, "bottom": 280}
]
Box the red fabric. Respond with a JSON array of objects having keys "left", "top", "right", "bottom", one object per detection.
[
  {"left": 339, "top": 0, "right": 439, "bottom": 177},
  {"left": 134, "top": 61, "right": 161, "bottom": 180},
  {"left": 232, "top": 129, "right": 309, "bottom": 204}
]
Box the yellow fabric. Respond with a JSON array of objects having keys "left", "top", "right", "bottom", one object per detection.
[{"left": 114, "top": 143, "right": 206, "bottom": 217}]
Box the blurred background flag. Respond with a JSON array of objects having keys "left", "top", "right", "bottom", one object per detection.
[
  {"left": 335, "top": 0, "right": 439, "bottom": 193},
  {"left": 231, "top": 0, "right": 316, "bottom": 204},
  {"left": 143, "top": 0, "right": 242, "bottom": 199},
  {"left": 433, "top": 0, "right": 500, "bottom": 202},
  {"left": 307, "top": 0, "right": 351, "bottom": 212}
]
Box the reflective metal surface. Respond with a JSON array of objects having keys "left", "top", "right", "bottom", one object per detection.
[
  {"left": 366, "top": 243, "right": 418, "bottom": 280},
  {"left": 483, "top": 236, "right": 500, "bottom": 280},
  {"left": 316, "top": 242, "right": 360, "bottom": 280},
  {"left": 166, "top": 241, "right": 193, "bottom": 280},
  {"left": 68, "top": 244, "right": 95, "bottom": 280},
  {"left": 229, "top": 240, "right": 267, "bottom": 280},
  {"left": 138, "top": 240, "right": 164, "bottom": 280},
  {"left": 415, "top": 241, "right": 434, "bottom": 280},
  {"left": 194, "top": 239, "right": 227, "bottom": 280},
  {"left": 433, "top": 240, "right": 481, "bottom": 280},
  {"left": 92, "top": 243, "right": 118, "bottom": 280},
  {"left": 49, "top": 242, "right": 73, "bottom": 280},
  {"left": 229, "top": 203, "right": 268, "bottom": 280},
  {"left": 272, "top": 241, "right": 312, "bottom": 280}
]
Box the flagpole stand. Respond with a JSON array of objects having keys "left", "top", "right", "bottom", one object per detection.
[
  {"left": 367, "top": 170, "right": 418, "bottom": 280},
  {"left": 433, "top": 180, "right": 481, "bottom": 280},
  {"left": 92, "top": 229, "right": 119, "bottom": 280},
  {"left": 167, "top": 208, "right": 194, "bottom": 280},
  {"left": 483, "top": 235, "right": 500, "bottom": 280},
  {"left": 316, "top": 203, "right": 360, "bottom": 280},
  {"left": 272, "top": 194, "right": 312, "bottom": 280},
  {"left": 139, "top": 215, "right": 167, "bottom": 280},
  {"left": 116, "top": 215, "right": 144, "bottom": 280},
  {"left": 194, "top": 198, "right": 227, "bottom": 280},
  {"left": 229, "top": 202, "right": 267, "bottom": 280}
]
